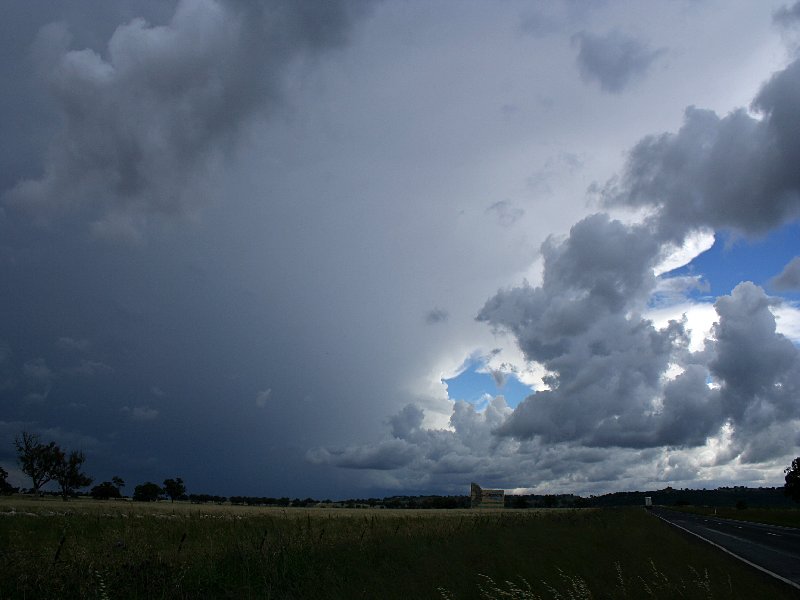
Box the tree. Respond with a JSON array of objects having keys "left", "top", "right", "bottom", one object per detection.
[
  {"left": 163, "top": 477, "right": 186, "bottom": 502},
  {"left": 133, "top": 482, "right": 162, "bottom": 502},
  {"left": 90, "top": 481, "right": 122, "bottom": 500},
  {"left": 0, "top": 466, "right": 18, "bottom": 495},
  {"left": 784, "top": 457, "right": 800, "bottom": 502},
  {"left": 111, "top": 476, "right": 125, "bottom": 493},
  {"left": 14, "top": 431, "right": 60, "bottom": 493},
  {"left": 52, "top": 449, "right": 93, "bottom": 501},
  {"left": 509, "top": 495, "right": 528, "bottom": 509}
]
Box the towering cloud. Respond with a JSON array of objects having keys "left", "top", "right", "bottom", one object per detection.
[{"left": 478, "top": 214, "right": 707, "bottom": 449}]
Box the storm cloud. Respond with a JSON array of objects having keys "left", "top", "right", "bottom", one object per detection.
[
  {"left": 1, "top": 1, "right": 797, "bottom": 499},
  {"left": 4, "top": 0, "right": 369, "bottom": 236}
]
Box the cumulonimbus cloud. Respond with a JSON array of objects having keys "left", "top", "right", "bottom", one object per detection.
[{"left": 311, "top": 50, "right": 800, "bottom": 489}]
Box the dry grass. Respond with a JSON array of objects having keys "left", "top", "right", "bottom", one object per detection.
[{"left": 0, "top": 497, "right": 795, "bottom": 599}]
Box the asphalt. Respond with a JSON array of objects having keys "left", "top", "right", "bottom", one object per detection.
[{"left": 650, "top": 506, "right": 800, "bottom": 590}]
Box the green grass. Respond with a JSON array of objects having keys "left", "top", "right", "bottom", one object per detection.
[
  {"left": 0, "top": 497, "right": 796, "bottom": 599},
  {"left": 666, "top": 505, "right": 800, "bottom": 528}
]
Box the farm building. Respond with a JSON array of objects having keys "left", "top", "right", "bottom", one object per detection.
[{"left": 470, "top": 482, "right": 504, "bottom": 508}]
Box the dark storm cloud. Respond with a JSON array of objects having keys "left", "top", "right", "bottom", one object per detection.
[
  {"left": 771, "top": 256, "right": 800, "bottom": 290},
  {"left": 572, "top": 30, "right": 664, "bottom": 93},
  {"left": 2, "top": 1, "right": 796, "bottom": 498},
  {"left": 605, "top": 57, "right": 800, "bottom": 240},
  {"left": 3, "top": 0, "right": 370, "bottom": 234}
]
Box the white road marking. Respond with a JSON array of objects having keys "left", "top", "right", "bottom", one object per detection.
[{"left": 650, "top": 510, "right": 800, "bottom": 591}]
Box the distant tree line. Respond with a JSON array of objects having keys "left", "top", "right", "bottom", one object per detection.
[
  {"left": 7, "top": 431, "right": 186, "bottom": 504},
  {"left": 5, "top": 436, "right": 800, "bottom": 510},
  {"left": 132, "top": 478, "right": 187, "bottom": 502}
]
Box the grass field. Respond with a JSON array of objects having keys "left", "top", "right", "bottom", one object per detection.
[
  {"left": 1, "top": 497, "right": 796, "bottom": 599},
  {"left": 666, "top": 505, "right": 800, "bottom": 528}
]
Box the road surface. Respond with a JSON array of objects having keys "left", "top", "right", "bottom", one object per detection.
[{"left": 650, "top": 507, "right": 800, "bottom": 589}]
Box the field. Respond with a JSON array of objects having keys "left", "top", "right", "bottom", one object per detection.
[{"left": 1, "top": 497, "right": 796, "bottom": 599}]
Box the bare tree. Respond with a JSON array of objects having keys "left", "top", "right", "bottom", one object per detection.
[{"left": 14, "top": 432, "right": 59, "bottom": 494}]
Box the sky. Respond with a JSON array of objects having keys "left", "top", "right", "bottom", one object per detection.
[{"left": 2, "top": 0, "right": 800, "bottom": 499}]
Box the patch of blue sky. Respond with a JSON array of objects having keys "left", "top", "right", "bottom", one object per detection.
[
  {"left": 443, "top": 359, "right": 534, "bottom": 410},
  {"left": 661, "top": 221, "right": 800, "bottom": 301}
]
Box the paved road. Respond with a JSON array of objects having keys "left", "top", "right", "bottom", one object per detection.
[{"left": 650, "top": 507, "right": 800, "bottom": 589}]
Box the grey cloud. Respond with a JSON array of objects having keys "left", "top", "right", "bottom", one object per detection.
[
  {"left": 486, "top": 200, "right": 524, "bottom": 227},
  {"left": 56, "top": 337, "right": 91, "bottom": 353},
  {"left": 478, "top": 214, "right": 661, "bottom": 364},
  {"left": 572, "top": 30, "right": 664, "bottom": 93},
  {"left": 478, "top": 212, "right": 800, "bottom": 457},
  {"left": 424, "top": 308, "right": 448, "bottom": 325},
  {"left": 771, "top": 256, "right": 800, "bottom": 290},
  {"left": 738, "top": 422, "right": 799, "bottom": 464},
  {"left": 0, "top": 342, "right": 10, "bottom": 364},
  {"left": 388, "top": 404, "right": 424, "bottom": 439},
  {"left": 605, "top": 57, "right": 800, "bottom": 240},
  {"left": 23, "top": 358, "right": 53, "bottom": 382},
  {"left": 708, "top": 282, "right": 800, "bottom": 436},
  {"left": 307, "top": 439, "right": 417, "bottom": 470},
  {"left": 255, "top": 388, "right": 272, "bottom": 408},
  {"left": 309, "top": 398, "right": 517, "bottom": 484},
  {"left": 519, "top": 1, "right": 603, "bottom": 38},
  {"left": 527, "top": 152, "right": 585, "bottom": 197},
  {"left": 656, "top": 364, "right": 721, "bottom": 447},
  {"left": 1, "top": 0, "right": 795, "bottom": 500},
  {"left": 121, "top": 405, "right": 159, "bottom": 421},
  {"left": 4, "top": 0, "right": 370, "bottom": 235},
  {"left": 305, "top": 397, "right": 750, "bottom": 495},
  {"left": 651, "top": 275, "right": 709, "bottom": 307},
  {"left": 67, "top": 359, "right": 112, "bottom": 377},
  {"left": 774, "top": 2, "right": 800, "bottom": 26},
  {"left": 489, "top": 369, "right": 506, "bottom": 388}
]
